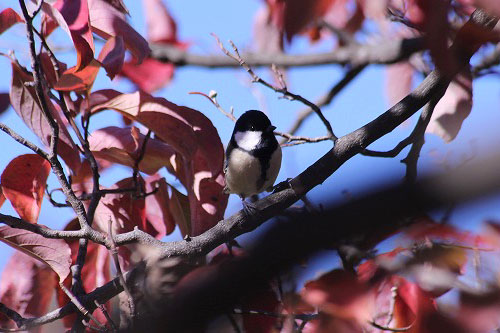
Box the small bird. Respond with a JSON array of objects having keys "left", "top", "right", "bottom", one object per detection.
[{"left": 224, "top": 110, "right": 282, "bottom": 211}]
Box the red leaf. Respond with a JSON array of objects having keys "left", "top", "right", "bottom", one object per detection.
[
  {"left": 407, "top": 0, "right": 452, "bottom": 74},
  {"left": 385, "top": 61, "right": 415, "bottom": 107},
  {"left": 269, "top": 0, "right": 336, "bottom": 41},
  {"left": 41, "top": 12, "right": 58, "bottom": 37},
  {"left": 0, "top": 8, "right": 24, "bottom": 35},
  {"left": 391, "top": 276, "right": 436, "bottom": 330},
  {"left": 88, "top": 0, "right": 150, "bottom": 63},
  {"left": 0, "top": 187, "right": 5, "bottom": 209},
  {"left": 357, "top": 247, "right": 406, "bottom": 282},
  {"left": 9, "top": 62, "right": 81, "bottom": 173},
  {"left": 97, "top": 35, "right": 125, "bottom": 79},
  {"left": 88, "top": 126, "right": 176, "bottom": 174},
  {"left": 0, "top": 226, "right": 72, "bottom": 282},
  {"left": 1, "top": 154, "right": 50, "bottom": 223},
  {"left": 144, "top": 174, "right": 176, "bottom": 238},
  {"left": 120, "top": 58, "right": 174, "bottom": 93},
  {"left": 427, "top": 69, "right": 473, "bottom": 142},
  {"left": 54, "top": 58, "right": 101, "bottom": 93},
  {"left": 302, "top": 269, "right": 375, "bottom": 324},
  {"left": 241, "top": 286, "right": 280, "bottom": 333},
  {"left": 42, "top": 1, "right": 94, "bottom": 70},
  {"left": 0, "top": 92, "right": 9, "bottom": 116},
  {"left": 168, "top": 185, "right": 191, "bottom": 237},
  {"left": 0, "top": 252, "right": 56, "bottom": 329}
]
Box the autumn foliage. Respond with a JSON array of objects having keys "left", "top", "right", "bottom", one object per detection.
[{"left": 0, "top": 0, "right": 499, "bottom": 332}]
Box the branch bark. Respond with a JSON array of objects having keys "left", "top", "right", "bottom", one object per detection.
[{"left": 151, "top": 37, "right": 425, "bottom": 67}]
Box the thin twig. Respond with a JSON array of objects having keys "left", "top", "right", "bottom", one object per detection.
[
  {"left": 369, "top": 320, "right": 412, "bottom": 332},
  {"left": 283, "top": 64, "right": 366, "bottom": 140},
  {"left": 190, "top": 91, "right": 330, "bottom": 146},
  {"left": 189, "top": 91, "right": 237, "bottom": 122},
  {"left": 0, "top": 123, "right": 48, "bottom": 160},
  {"left": 212, "top": 34, "right": 337, "bottom": 142},
  {"left": 108, "top": 219, "right": 136, "bottom": 319},
  {"left": 402, "top": 94, "right": 443, "bottom": 183},
  {"left": 0, "top": 303, "right": 24, "bottom": 328},
  {"left": 94, "top": 300, "right": 117, "bottom": 332},
  {"left": 59, "top": 283, "right": 105, "bottom": 330},
  {"left": 385, "top": 286, "right": 398, "bottom": 327}
]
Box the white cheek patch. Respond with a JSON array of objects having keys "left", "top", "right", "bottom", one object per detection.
[{"left": 234, "top": 131, "right": 262, "bottom": 151}]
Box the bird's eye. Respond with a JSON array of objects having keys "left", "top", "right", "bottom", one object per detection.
[{"left": 250, "top": 125, "right": 255, "bottom": 130}]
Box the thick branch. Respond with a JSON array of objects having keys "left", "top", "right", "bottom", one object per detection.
[{"left": 151, "top": 37, "right": 425, "bottom": 68}]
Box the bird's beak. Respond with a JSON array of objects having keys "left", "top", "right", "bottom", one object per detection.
[{"left": 267, "top": 125, "right": 277, "bottom": 133}]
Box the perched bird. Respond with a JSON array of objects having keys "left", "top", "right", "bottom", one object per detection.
[{"left": 224, "top": 110, "right": 282, "bottom": 211}]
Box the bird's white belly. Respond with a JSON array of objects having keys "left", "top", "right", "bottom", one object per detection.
[
  {"left": 225, "top": 148, "right": 261, "bottom": 198},
  {"left": 225, "top": 146, "right": 282, "bottom": 198}
]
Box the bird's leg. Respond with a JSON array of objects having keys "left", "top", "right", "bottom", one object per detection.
[{"left": 241, "top": 196, "right": 258, "bottom": 216}]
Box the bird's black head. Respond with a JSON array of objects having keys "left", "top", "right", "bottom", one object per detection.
[{"left": 233, "top": 110, "right": 275, "bottom": 133}]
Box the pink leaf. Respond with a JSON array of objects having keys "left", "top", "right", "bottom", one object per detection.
[
  {"left": 253, "top": 5, "right": 283, "bottom": 54},
  {"left": 0, "top": 252, "right": 56, "bottom": 329},
  {"left": 94, "top": 177, "right": 146, "bottom": 234},
  {"left": 385, "top": 61, "right": 414, "bottom": 107},
  {"left": 427, "top": 69, "right": 473, "bottom": 142},
  {"left": 0, "top": 226, "right": 72, "bottom": 282},
  {"left": 88, "top": 126, "right": 176, "bottom": 174},
  {"left": 0, "top": 8, "right": 24, "bottom": 35},
  {"left": 120, "top": 58, "right": 174, "bottom": 93},
  {"left": 143, "top": 0, "right": 178, "bottom": 44},
  {"left": 97, "top": 35, "right": 125, "bottom": 79},
  {"left": 42, "top": 1, "right": 94, "bottom": 70},
  {"left": 1, "top": 154, "right": 50, "bottom": 224},
  {"left": 88, "top": 0, "right": 150, "bottom": 63},
  {"left": 357, "top": 0, "right": 388, "bottom": 20},
  {"left": 9, "top": 62, "right": 81, "bottom": 173}
]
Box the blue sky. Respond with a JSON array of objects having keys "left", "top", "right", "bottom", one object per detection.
[{"left": 0, "top": 0, "right": 499, "bottom": 286}]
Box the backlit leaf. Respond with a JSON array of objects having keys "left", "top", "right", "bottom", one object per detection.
[
  {"left": 41, "top": 0, "right": 94, "bottom": 70},
  {"left": 88, "top": 0, "right": 150, "bottom": 63},
  {"left": 88, "top": 126, "right": 176, "bottom": 174},
  {"left": 9, "top": 61, "right": 81, "bottom": 173},
  {"left": 54, "top": 59, "right": 101, "bottom": 93},
  {"left": 0, "top": 8, "right": 24, "bottom": 35},
  {"left": 145, "top": 175, "right": 176, "bottom": 238},
  {"left": 0, "top": 226, "right": 72, "bottom": 282},
  {"left": 427, "top": 69, "right": 473, "bottom": 142},
  {"left": 97, "top": 35, "right": 125, "bottom": 79},
  {"left": 1, "top": 154, "right": 50, "bottom": 224}
]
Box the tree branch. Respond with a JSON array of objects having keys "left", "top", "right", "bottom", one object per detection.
[{"left": 151, "top": 37, "right": 425, "bottom": 68}]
